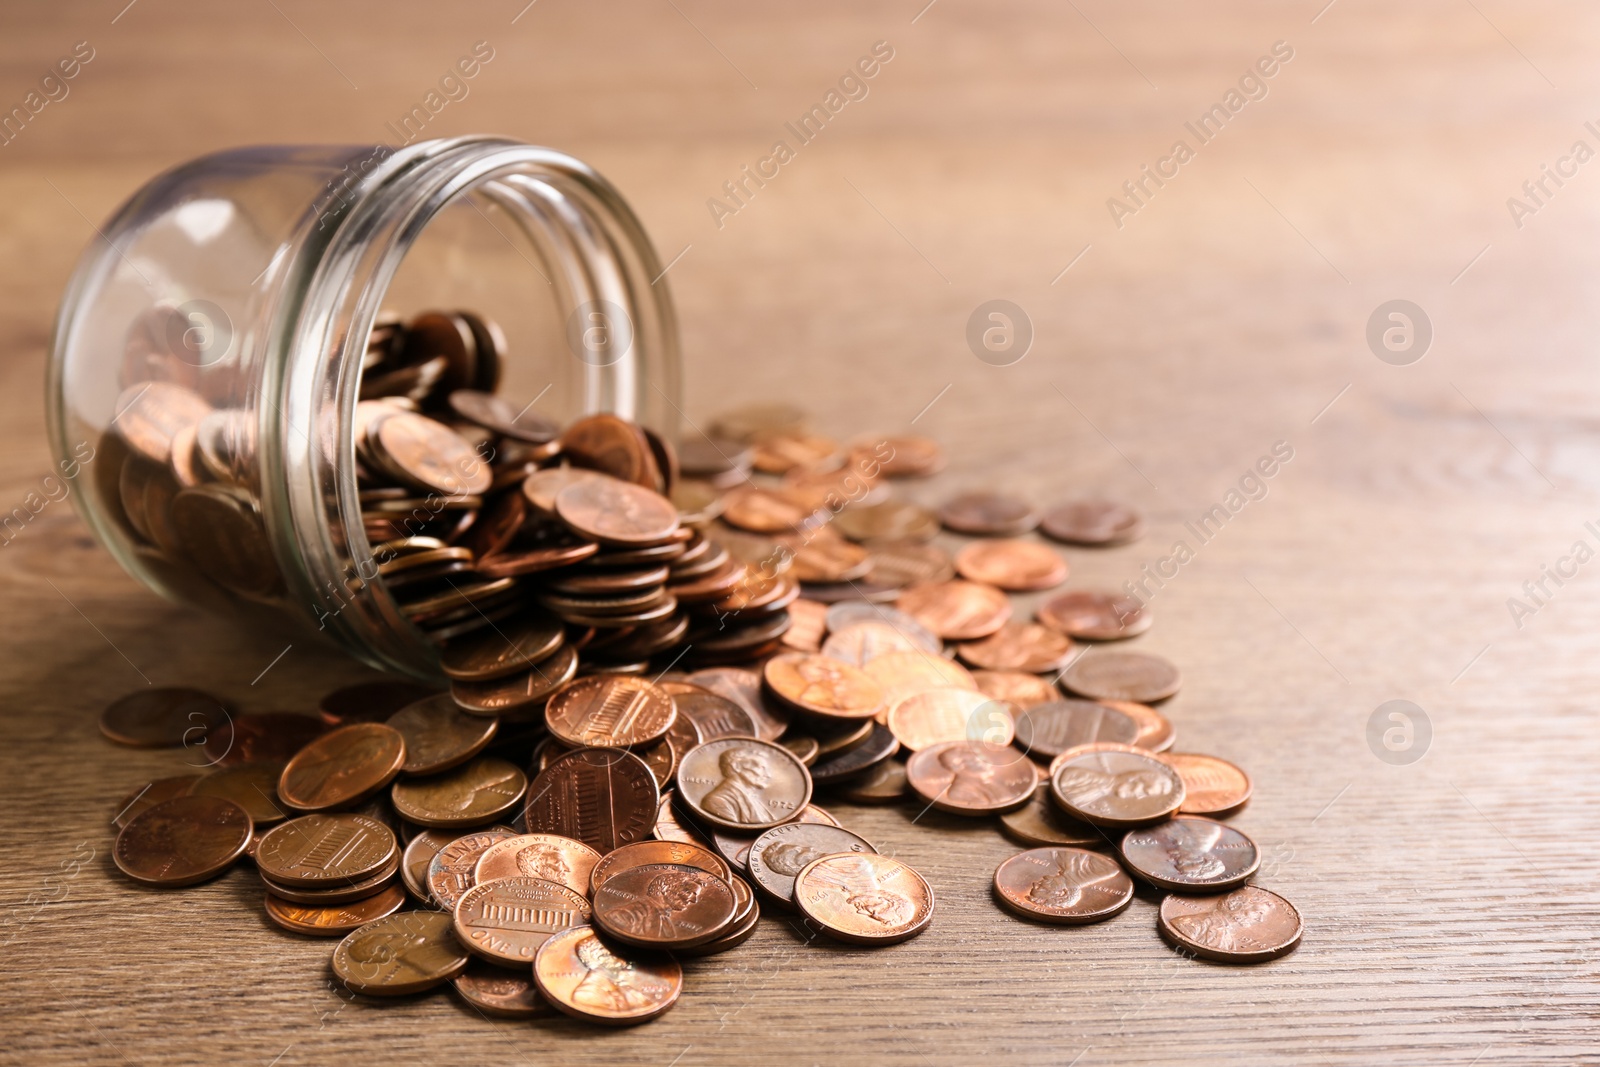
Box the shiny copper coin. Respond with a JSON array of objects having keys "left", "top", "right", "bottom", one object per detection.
[
  {"left": 561, "top": 413, "right": 662, "bottom": 489},
  {"left": 1060, "top": 651, "right": 1182, "bottom": 703},
  {"left": 202, "top": 711, "right": 326, "bottom": 766},
  {"left": 855, "top": 434, "right": 944, "bottom": 478},
  {"left": 391, "top": 757, "right": 527, "bottom": 828},
  {"left": 259, "top": 856, "right": 399, "bottom": 903},
  {"left": 972, "top": 670, "right": 1059, "bottom": 709},
  {"left": 1121, "top": 816, "right": 1260, "bottom": 892},
  {"left": 255, "top": 813, "right": 398, "bottom": 888},
  {"left": 1013, "top": 699, "right": 1140, "bottom": 759},
  {"left": 938, "top": 491, "right": 1037, "bottom": 536},
  {"left": 544, "top": 674, "right": 675, "bottom": 749},
  {"left": 264, "top": 883, "right": 406, "bottom": 936},
  {"left": 782, "top": 597, "right": 828, "bottom": 652},
  {"left": 523, "top": 747, "right": 660, "bottom": 854},
  {"left": 453, "top": 875, "right": 592, "bottom": 966},
  {"left": 956, "top": 621, "right": 1076, "bottom": 674},
  {"left": 808, "top": 721, "right": 898, "bottom": 784},
  {"left": 592, "top": 862, "right": 738, "bottom": 949},
  {"left": 794, "top": 853, "right": 934, "bottom": 945},
  {"left": 954, "top": 539, "right": 1068, "bottom": 592},
  {"left": 762, "top": 652, "right": 886, "bottom": 723},
  {"left": 475, "top": 834, "right": 602, "bottom": 895},
  {"left": 374, "top": 411, "right": 491, "bottom": 495},
  {"left": 906, "top": 740, "right": 1036, "bottom": 815},
  {"left": 99, "top": 687, "right": 231, "bottom": 747},
  {"left": 832, "top": 501, "right": 940, "bottom": 543},
  {"left": 187, "top": 761, "right": 288, "bottom": 826},
  {"left": 438, "top": 611, "right": 566, "bottom": 681},
  {"left": 751, "top": 431, "right": 841, "bottom": 473},
  {"left": 788, "top": 535, "right": 872, "bottom": 584},
  {"left": 318, "top": 680, "right": 439, "bottom": 726},
  {"left": 707, "top": 804, "right": 838, "bottom": 872},
  {"left": 1037, "top": 590, "right": 1153, "bottom": 641},
  {"left": 685, "top": 667, "right": 790, "bottom": 742},
  {"left": 521, "top": 466, "right": 601, "bottom": 512},
  {"left": 1040, "top": 498, "right": 1146, "bottom": 546},
  {"left": 747, "top": 822, "right": 877, "bottom": 907},
  {"left": 822, "top": 619, "right": 926, "bottom": 666},
  {"left": 1050, "top": 749, "right": 1185, "bottom": 828},
  {"left": 1046, "top": 740, "right": 1161, "bottom": 777},
  {"left": 555, "top": 475, "right": 678, "bottom": 546},
  {"left": 277, "top": 723, "right": 407, "bottom": 813},
  {"left": 113, "top": 795, "right": 252, "bottom": 887},
  {"left": 887, "top": 687, "right": 1017, "bottom": 752},
  {"left": 1000, "top": 784, "right": 1107, "bottom": 847},
  {"left": 720, "top": 484, "right": 818, "bottom": 533},
  {"left": 386, "top": 693, "right": 498, "bottom": 776},
  {"left": 1158, "top": 886, "right": 1303, "bottom": 963},
  {"left": 449, "top": 643, "right": 579, "bottom": 719},
  {"left": 863, "top": 650, "right": 977, "bottom": 714},
  {"left": 453, "top": 962, "right": 549, "bottom": 1018},
  {"left": 426, "top": 829, "right": 515, "bottom": 910},
  {"left": 589, "top": 839, "right": 732, "bottom": 893},
  {"left": 993, "top": 847, "right": 1134, "bottom": 925},
  {"left": 113, "top": 775, "right": 201, "bottom": 829},
  {"left": 676, "top": 736, "right": 813, "bottom": 832},
  {"left": 332, "top": 910, "right": 470, "bottom": 995},
  {"left": 1102, "top": 698, "right": 1176, "bottom": 753},
  {"left": 835, "top": 758, "right": 910, "bottom": 803},
  {"left": 1166, "top": 752, "right": 1253, "bottom": 816},
  {"left": 533, "top": 925, "right": 683, "bottom": 1026},
  {"left": 895, "top": 579, "right": 1011, "bottom": 640}
]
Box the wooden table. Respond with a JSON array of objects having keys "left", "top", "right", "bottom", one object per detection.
[{"left": 4, "top": 1, "right": 1597, "bottom": 1063}]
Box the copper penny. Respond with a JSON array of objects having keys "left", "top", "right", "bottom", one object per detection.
[
  {"left": 187, "top": 762, "right": 288, "bottom": 826},
  {"left": 169, "top": 484, "right": 284, "bottom": 599},
  {"left": 332, "top": 910, "right": 471, "bottom": 995},
  {"left": 780, "top": 734, "right": 821, "bottom": 766},
  {"left": 426, "top": 830, "right": 515, "bottom": 910},
  {"left": 1050, "top": 749, "right": 1185, "bottom": 828},
  {"left": 938, "top": 491, "right": 1037, "bottom": 536},
  {"left": 835, "top": 759, "right": 910, "bottom": 804},
  {"left": 453, "top": 962, "right": 549, "bottom": 1018},
  {"left": 972, "top": 670, "right": 1059, "bottom": 709},
  {"left": 750, "top": 431, "right": 841, "bottom": 473},
  {"left": 855, "top": 434, "right": 944, "bottom": 478},
  {"left": 782, "top": 597, "right": 828, "bottom": 652},
  {"left": 956, "top": 621, "right": 1076, "bottom": 674},
  {"left": 438, "top": 611, "right": 566, "bottom": 681},
  {"left": 1000, "top": 784, "right": 1107, "bottom": 847},
  {"left": 822, "top": 620, "right": 927, "bottom": 666},
  {"left": 386, "top": 693, "right": 499, "bottom": 776},
  {"left": 720, "top": 484, "right": 818, "bottom": 533},
  {"left": 1103, "top": 698, "right": 1176, "bottom": 753},
  {"left": 953, "top": 539, "right": 1067, "bottom": 592},
  {"left": 1013, "top": 699, "right": 1140, "bottom": 759},
  {"left": 453, "top": 875, "right": 592, "bottom": 966},
  {"left": 555, "top": 476, "right": 679, "bottom": 546},
  {"left": 544, "top": 674, "right": 676, "bottom": 748},
  {"left": 264, "top": 884, "right": 406, "bottom": 936},
  {"left": 993, "top": 847, "right": 1134, "bottom": 925},
  {"left": 523, "top": 747, "right": 660, "bottom": 854},
  {"left": 1060, "top": 651, "right": 1182, "bottom": 703},
  {"left": 1121, "top": 816, "right": 1260, "bottom": 892},
  {"left": 747, "top": 822, "right": 876, "bottom": 907},
  {"left": 1046, "top": 741, "right": 1162, "bottom": 778},
  {"left": 652, "top": 792, "right": 712, "bottom": 848},
  {"left": 260, "top": 855, "right": 399, "bottom": 904},
  {"left": 99, "top": 687, "right": 231, "bottom": 747},
  {"left": 475, "top": 834, "right": 602, "bottom": 895},
  {"left": 593, "top": 862, "right": 737, "bottom": 949},
  {"left": 794, "top": 853, "right": 934, "bottom": 945},
  {"left": 704, "top": 803, "right": 840, "bottom": 873},
  {"left": 561, "top": 413, "right": 662, "bottom": 489},
  {"left": 660, "top": 683, "right": 757, "bottom": 741},
  {"left": 863, "top": 650, "right": 977, "bottom": 713},
  {"left": 448, "top": 389, "right": 559, "bottom": 444},
  {"left": 113, "top": 775, "right": 201, "bottom": 828},
  {"left": 808, "top": 721, "right": 899, "bottom": 784},
  {"left": 685, "top": 668, "right": 790, "bottom": 742},
  {"left": 832, "top": 501, "right": 940, "bottom": 543},
  {"left": 1040, "top": 498, "right": 1146, "bottom": 546},
  {"left": 318, "top": 681, "right": 439, "bottom": 726},
  {"left": 533, "top": 925, "right": 683, "bottom": 1026},
  {"left": 1158, "top": 886, "right": 1303, "bottom": 963},
  {"left": 906, "top": 740, "right": 1036, "bottom": 815},
  {"left": 762, "top": 652, "right": 885, "bottom": 723},
  {"left": 113, "top": 795, "right": 252, "bottom": 887},
  {"left": 886, "top": 688, "right": 1017, "bottom": 752},
  {"left": 589, "top": 839, "right": 731, "bottom": 894},
  {"left": 521, "top": 466, "right": 602, "bottom": 512},
  {"left": 788, "top": 535, "right": 872, "bottom": 584},
  {"left": 862, "top": 539, "right": 954, "bottom": 587},
  {"left": 113, "top": 381, "right": 211, "bottom": 462},
  {"left": 401, "top": 828, "right": 460, "bottom": 901},
  {"left": 449, "top": 644, "right": 579, "bottom": 719},
  {"left": 374, "top": 411, "right": 491, "bottom": 496},
  {"left": 895, "top": 580, "right": 1011, "bottom": 640},
  {"left": 202, "top": 711, "right": 325, "bottom": 766},
  {"left": 391, "top": 758, "right": 527, "bottom": 828},
  {"left": 823, "top": 601, "right": 941, "bottom": 646},
  {"left": 1037, "top": 590, "right": 1153, "bottom": 641},
  {"left": 1166, "top": 752, "right": 1253, "bottom": 816},
  {"left": 676, "top": 737, "right": 813, "bottom": 832},
  {"left": 277, "top": 723, "right": 407, "bottom": 813},
  {"left": 255, "top": 813, "right": 398, "bottom": 888}
]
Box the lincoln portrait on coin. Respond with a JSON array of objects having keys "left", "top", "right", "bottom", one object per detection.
[
  {"left": 1169, "top": 891, "right": 1273, "bottom": 951},
  {"left": 571, "top": 934, "right": 671, "bottom": 1012},
  {"left": 937, "top": 745, "right": 1004, "bottom": 806},
  {"left": 701, "top": 748, "right": 777, "bottom": 823},
  {"left": 763, "top": 840, "right": 827, "bottom": 876},
  {"left": 846, "top": 888, "right": 913, "bottom": 926},
  {"left": 514, "top": 844, "right": 572, "bottom": 885},
  {"left": 605, "top": 872, "right": 708, "bottom": 939}
]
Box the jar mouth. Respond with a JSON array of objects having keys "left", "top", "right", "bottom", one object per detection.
[{"left": 272, "top": 137, "right": 681, "bottom": 679}]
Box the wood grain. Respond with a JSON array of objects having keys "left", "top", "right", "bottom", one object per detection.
[{"left": 4, "top": 1, "right": 1600, "bottom": 1064}]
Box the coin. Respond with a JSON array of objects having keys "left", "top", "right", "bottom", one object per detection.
[
  {"left": 834, "top": 758, "right": 910, "bottom": 803},
  {"left": 523, "top": 747, "right": 660, "bottom": 854},
  {"left": 750, "top": 431, "right": 841, "bottom": 474},
  {"left": 822, "top": 620, "right": 926, "bottom": 666},
  {"left": 788, "top": 535, "right": 872, "bottom": 584},
  {"left": 832, "top": 501, "right": 940, "bottom": 543},
  {"left": 972, "top": 670, "right": 1059, "bottom": 708},
  {"left": 373, "top": 411, "right": 491, "bottom": 496},
  {"left": 453, "top": 875, "right": 592, "bottom": 966},
  {"left": 474, "top": 834, "right": 602, "bottom": 895},
  {"left": 1050, "top": 749, "right": 1185, "bottom": 828},
  {"left": 861, "top": 539, "right": 954, "bottom": 588},
  {"left": 99, "top": 687, "right": 231, "bottom": 747},
  {"left": 113, "top": 795, "right": 252, "bottom": 887},
  {"left": 186, "top": 762, "right": 288, "bottom": 826},
  {"left": 993, "top": 847, "right": 1134, "bottom": 925},
  {"left": 862, "top": 650, "right": 977, "bottom": 713},
  {"left": 401, "top": 828, "right": 459, "bottom": 901},
  {"left": 1040, "top": 499, "right": 1145, "bottom": 546},
  {"left": 953, "top": 539, "right": 1067, "bottom": 591},
  {"left": 438, "top": 612, "right": 566, "bottom": 681},
  {"left": 112, "top": 381, "right": 211, "bottom": 463},
  {"left": 277, "top": 723, "right": 407, "bottom": 813},
  {"left": 533, "top": 925, "right": 683, "bottom": 1025},
  {"left": 886, "top": 688, "right": 1017, "bottom": 751},
  {"left": 762, "top": 652, "right": 885, "bottom": 723},
  {"left": 895, "top": 580, "right": 1011, "bottom": 640},
  {"left": 113, "top": 775, "right": 201, "bottom": 829},
  {"left": 685, "top": 668, "right": 790, "bottom": 742},
  {"left": 747, "top": 822, "right": 877, "bottom": 907},
  {"left": 782, "top": 597, "right": 828, "bottom": 652},
  {"left": 426, "top": 830, "right": 515, "bottom": 910},
  {"left": 543, "top": 675, "right": 676, "bottom": 749},
  {"left": 592, "top": 862, "right": 738, "bottom": 949},
  {"left": 906, "top": 741, "right": 1036, "bottom": 815},
  {"left": 793, "top": 853, "right": 934, "bottom": 945},
  {"left": 675, "top": 737, "right": 813, "bottom": 832},
  {"left": 780, "top": 734, "right": 821, "bottom": 767},
  {"left": 1045, "top": 740, "right": 1161, "bottom": 777},
  {"left": 318, "top": 681, "right": 439, "bottom": 726},
  {"left": 264, "top": 884, "right": 406, "bottom": 936},
  {"left": 1013, "top": 699, "right": 1140, "bottom": 759},
  {"left": 452, "top": 962, "right": 549, "bottom": 1018},
  {"left": 857, "top": 434, "right": 944, "bottom": 478},
  {"left": 449, "top": 644, "right": 579, "bottom": 719},
  {"left": 1036, "top": 590, "right": 1152, "bottom": 641},
  {"left": 652, "top": 792, "right": 712, "bottom": 847},
  {"left": 260, "top": 855, "right": 399, "bottom": 904},
  {"left": 706, "top": 804, "right": 841, "bottom": 872},
  {"left": 386, "top": 693, "right": 499, "bottom": 775},
  {"left": 999, "top": 784, "right": 1108, "bottom": 847},
  {"left": 556, "top": 476, "right": 679, "bottom": 546},
  {"left": 201, "top": 711, "right": 326, "bottom": 766},
  {"left": 938, "top": 491, "right": 1037, "bottom": 536},
  {"left": 808, "top": 721, "right": 899, "bottom": 784},
  {"left": 255, "top": 813, "right": 398, "bottom": 888},
  {"left": 588, "top": 839, "right": 732, "bottom": 894},
  {"left": 391, "top": 758, "right": 527, "bottom": 828},
  {"left": 1102, "top": 698, "right": 1176, "bottom": 752},
  {"left": 721, "top": 485, "right": 817, "bottom": 533},
  {"left": 1166, "top": 752, "right": 1252, "bottom": 816},
  {"left": 332, "top": 910, "right": 470, "bottom": 995},
  {"left": 1121, "top": 816, "right": 1260, "bottom": 892},
  {"left": 955, "top": 621, "right": 1076, "bottom": 673},
  {"left": 561, "top": 413, "right": 662, "bottom": 489},
  {"left": 1060, "top": 651, "right": 1182, "bottom": 703},
  {"left": 447, "top": 389, "right": 559, "bottom": 444},
  {"left": 1157, "top": 886, "right": 1303, "bottom": 962}
]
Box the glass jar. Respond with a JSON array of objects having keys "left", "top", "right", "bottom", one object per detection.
[{"left": 46, "top": 136, "right": 682, "bottom": 680}]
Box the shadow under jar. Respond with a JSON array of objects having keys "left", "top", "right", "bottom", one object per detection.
[{"left": 47, "top": 137, "right": 682, "bottom": 679}]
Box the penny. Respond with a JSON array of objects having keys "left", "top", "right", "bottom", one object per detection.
[
  {"left": 652, "top": 792, "right": 712, "bottom": 848},
  {"left": 780, "top": 734, "right": 821, "bottom": 766},
  {"left": 264, "top": 883, "right": 406, "bottom": 936},
  {"left": 938, "top": 491, "right": 1037, "bottom": 536},
  {"left": 437, "top": 611, "right": 566, "bottom": 681},
  {"left": 202, "top": 711, "right": 326, "bottom": 766},
  {"left": 533, "top": 925, "right": 683, "bottom": 1026},
  {"left": 391, "top": 758, "right": 528, "bottom": 828},
  {"left": 954, "top": 539, "right": 1068, "bottom": 592},
  {"left": 449, "top": 644, "right": 579, "bottom": 719},
  {"left": 762, "top": 652, "right": 885, "bottom": 723},
  {"left": 1060, "top": 651, "right": 1182, "bottom": 703},
  {"left": 453, "top": 962, "right": 549, "bottom": 1018},
  {"left": 556, "top": 476, "right": 679, "bottom": 546},
  {"left": 426, "top": 830, "right": 515, "bottom": 910},
  {"left": 593, "top": 862, "right": 738, "bottom": 949},
  {"left": 113, "top": 795, "right": 252, "bottom": 887},
  {"left": 447, "top": 389, "right": 559, "bottom": 444},
  {"left": 661, "top": 684, "right": 758, "bottom": 741},
  {"left": 972, "top": 670, "right": 1059, "bottom": 709},
  {"left": 862, "top": 650, "right": 977, "bottom": 713},
  {"left": 1102, "top": 698, "right": 1176, "bottom": 753},
  {"left": 113, "top": 775, "right": 202, "bottom": 829},
  {"left": 1158, "top": 886, "right": 1303, "bottom": 963},
  {"left": 787, "top": 535, "right": 872, "bottom": 584},
  {"left": 99, "top": 687, "right": 231, "bottom": 747},
  {"left": 277, "top": 723, "right": 407, "bottom": 813},
  {"left": 386, "top": 693, "right": 499, "bottom": 775},
  {"left": 589, "top": 839, "right": 732, "bottom": 894},
  {"left": 861, "top": 539, "right": 954, "bottom": 588},
  {"left": 685, "top": 668, "right": 790, "bottom": 742},
  {"left": 824, "top": 602, "right": 938, "bottom": 644},
  {"left": 255, "top": 813, "right": 398, "bottom": 888},
  {"left": 750, "top": 431, "right": 841, "bottom": 474},
  {"left": 704, "top": 804, "right": 841, "bottom": 872},
  {"left": 811, "top": 718, "right": 875, "bottom": 758},
  {"left": 822, "top": 619, "right": 927, "bottom": 666},
  {"left": 895, "top": 580, "right": 1011, "bottom": 640},
  {"left": 561, "top": 413, "right": 662, "bottom": 489},
  {"left": 543, "top": 675, "right": 676, "bottom": 749},
  {"left": 747, "top": 822, "right": 876, "bottom": 907},
  {"left": 401, "top": 828, "right": 461, "bottom": 901},
  {"left": 332, "top": 910, "right": 470, "bottom": 995},
  {"left": 1046, "top": 740, "right": 1162, "bottom": 777},
  {"left": 453, "top": 875, "right": 592, "bottom": 966},
  {"left": 993, "top": 847, "right": 1134, "bottom": 925},
  {"left": 523, "top": 747, "right": 660, "bottom": 854},
  {"left": 1036, "top": 590, "right": 1153, "bottom": 641},
  {"left": 260, "top": 857, "right": 399, "bottom": 904},
  {"left": 807, "top": 721, "right": 899, "bottom": 784},
  {"left": 373, "top": 411, "right": 491, "bottom": 496},
  {"left": 112, "top": 381, "right": 211, "bottom": 464},
  {"left": 521, "top": 466, "right": 602, "bottom": 513},
  {"left": 1040, "top": 498, "right": 1146, "bottom": 546},
  {"left": 1013, "top": 700, "right": 1140, "bottom": 759},
  {"left": 793, "top": 853, "right": 934, "bottom": 945},
  {"left": 832, "top": 501, "right": 940, "bottom": 543},
  {"left": 721, "top": 485, "right": 818, "bottom": 533},
  {"left": 676, "top": 736, "right": 813, "bottom": 832},
  {"left": 1050, "top": 749, "right": 1186, "bottom": 828},
  {"left": 856, "top": 434, "right": 944, "bottom": 478},
  {"left": 999, "top": 784, "right": 1108, "bottom": 847},
  {"left": 834, "top": 758, "right": 910, "bottom": 803},
  {"left": 475, "top": 834, "right": 602, "bottom": 895},
  {"left": 956, "top": 621, "right": 1076, "bottom": 673},
  {"left": 782, "top": 597, "right": 828, "bottom": 652},
  {"left": 886, "top": 688, "right": 1017, "bottom": 752},
  {"left": 1166, "top": 752, "right": 1253, "bottom": 816},
  {"left": 1121, "top": 816, "right": 1261, "bottom": 892},
  {"left": 906, "top": 741, "right": 1036, "bottom": 815},
  {"left": 318, "top": 681, "right": 439, "bottom": 726},
  {"left": 187, "top": 762, "right": 288, "bottom": 826}
]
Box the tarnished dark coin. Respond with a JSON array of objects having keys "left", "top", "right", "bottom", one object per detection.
[
  {"left": 202, "top": 711, "right": 326, "bottom": 766},
  {"left": 906, "top": 740, "right": 1036, "bottom": 815},
  {"left": 255, "top": 813, "right": 398, "bottom": 888},
  {"left": 386, "top": 693, "right": 498, "bottom": 776},
  {"left": 264, "top": 883, "right": 406, "bottom": 936},
  {"left": 747, "top": 822, "right": 876, "bottom": 907},
  {"left": 1060, "top": 651, "right": 1182, "bottom": 703},
  {"left": 993, "top": 847, "right": 1133, "bottom": 925},
  {"left": 448, "top": 389, "right": 559, "bottom": 444},
  {"left": 543, "top": 674, "right": 676, "bottom": 749},
  {"left": 533, "top": 925, "right": 683, "bottom": 1026},
  {"left": 886, "top": 688, "right": 1016, "bottom": 752},
  {"left": 401, "top": 828, "right": 459, "bottom": 901},
  {"left": 676, "top": 737, "right": 813, "bottom": 832},
  {"left": 453, "top": 875, "right": 592, "bottom": 966},
  {"left": 99, "top": 687, "right": 231, "bottom": 748},
  {"left": 592, "top": 862, "right": 738, "bottom": 949},
  {"left": 807, "top": 721, "right": 898, "bottom": 784},
  {"left": 391, "top": 758, "right": 527, "bottom": 828},
  {"left": 449, "top": 644, "right": 579, "bottom": 719},
  {"left": 332, "top": 910, "right": 470, "bottom": 995},
  {"left": 999, "top": 784, "right": 1107, "bottom": 847},
  {"left": 1013, "top": 700, "right": 1140, "bottom": 759},
  {"left": 794, "top": 853, "right": 934, "bottom": 945},
  {"left": 170, "top": 484, "right": 284, "bottom": 599},
  {"left": 317, "top": 680, "right": 439, "bottom": 726},
  {"left": 555, "top": 475, "right": 678, "bottom": 546},
  {"left": 425, "top": 829, "right": 515, "bottom": 910},
  {"left": 1166, "top": 752, "right": 1253, "bottom": 816},
  {"left": 762, "top": 652, "right": 886, "bottom": 723},
  {"left": 895, "top": 580, "right": 1011, "bottom": 641},
  {"left": 706, "top": 803, "right": 838, "bottom": 873},
  {"left": 1037, "top": 590, "right": 1153, "bottom": 641},
  {"left": 662, "top": 683, "right": 758, "bottom": 741},
  {"left": 453, "top": 962, "right": 550, "bottom": 1018},
  {"left": 972, "top": 670, "right": 1059, "bottom": 708},
  {"left": 277, "top": 723, "right": 407, "bottom": 813},
  {"left": 437, "top": 611, "right": 565, "bottom": 682},
  {"left": 1121, "top": 816, "right": 1260, "bottom": 892},
  {"left": 956, "top": 621, "right": 1076, "bottom": 673},
  {"left": 954, "top": 539, "right": 1068, "bottom": 592},
  {"left": 523, "top": 747, "right": 660, "bottom": 854},
  {"left": 1040, "top": 499, "right": 1146, "bottom": 546},
  {"left": 938, "top": 491, "right": 1037, "bottom": 536},
  {"left": 113, "top": 795, "right": 252, "bottom": 887},
  {"left": 475, "top": 833, "right": 602, "bottom": 895},
  {"left": 186, "top": 762, "right": 288, "bottom": 826},
  {"left": 1050, "top": 749, "right": 1185, "bottom": 828},
  {"left": 113, "top": 775, "right": 201, "bottom": 829},
  {"left": 834, "top": 758, "right": 910, "bottom": 803}
]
